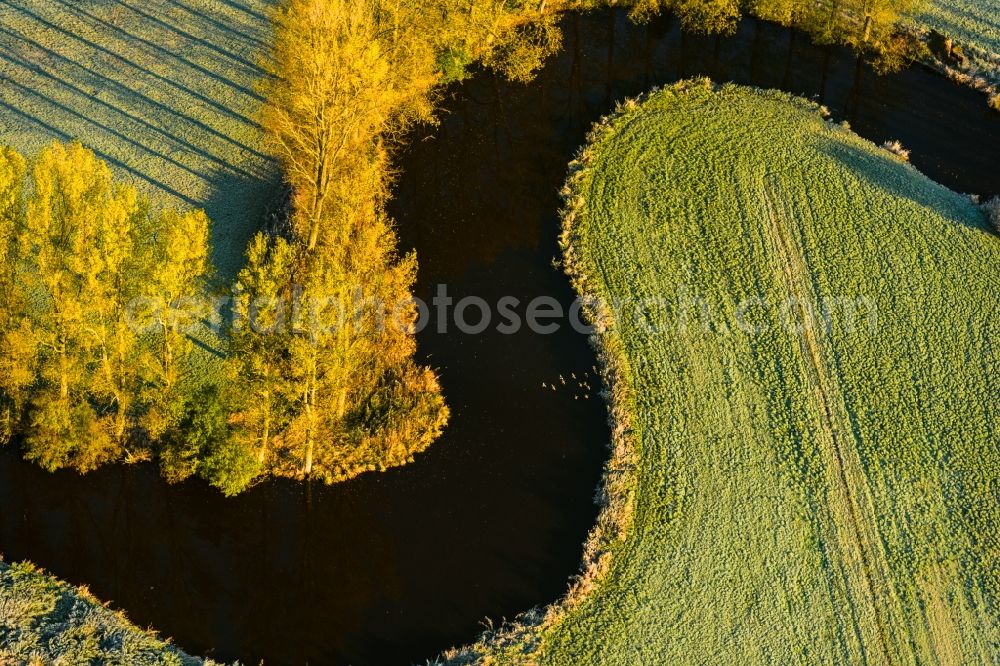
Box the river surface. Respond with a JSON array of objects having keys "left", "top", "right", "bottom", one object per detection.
[{"left": 1, "top": 9, "right": 998, "bottom": 666}]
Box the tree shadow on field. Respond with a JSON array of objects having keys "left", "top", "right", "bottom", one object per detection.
[
  {"left": 45, "top": 0, "right": 264, "bottom": 101},
  {"left": 199, "top": 165, "right": 283, "bottom": 284},
  {"left": 161, "top": 0, "right": 273, "bottom": 51},
  {"left": 819, "top": 139, "right": 992, "bottom": 235},
  {"left": 0, "top": 0, "right": 283, "bottom": 281},
  {"left": 0, "top": 23, "right": 269, "bottom": 165},
  {"left": 0, "top": 0, "right": 254, "bottom": 126},
  {"left": 188, "top": 333, "right": 225, "bottom": 359},
  {"left": 109, "top": 0, "right": 266, "bottom": 74},
  {"left": 0, "top": 97, "right": 198, "bottom": 206}
]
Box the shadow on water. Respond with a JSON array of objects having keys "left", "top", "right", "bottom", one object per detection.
[{"left": 1, "top": 8, "right": 999, "bottom": 666}]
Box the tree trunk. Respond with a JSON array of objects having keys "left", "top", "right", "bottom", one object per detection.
[
  {"left": 302, "top": 363, "right": 317, "bottom": 476},
  {"left": 162, "top": 322, "right": 175, "bottom": 388},
  {"left": 307, "top": 214, "right": 321, "bottom": 252},
  {"left": 114, "top": 393, "right": 129, "bottom": 440},
  {"left": 303, "top": 391, "right": 314, "bottom": 477},
  {"left": 303, "top": 431, "right": 314, "bottom": 476},
  {"left": 826, "top": 0, "right": 842, "bottom": 40},
  {"left": 59, "top": 338, "right": 68, "bottom": 400},
  {"left": 337, "top": 386, "right": 347, "bottom": 419},
  {"left": 257, "top": 407, "right": 271, "bottom": 464}
]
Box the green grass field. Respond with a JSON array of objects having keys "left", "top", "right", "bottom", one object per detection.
[
  {"left": 464, "top": 81, "right": 1000, "bottom": 664},
  {"left": 0, "top": 560, "right": 212, "bottom": 664},
  {"left": 920, "top": 0, "right": 1000, "bottom": 56},
  {"left": 0, "top": 0, "right": 278, "bottom": 279}
]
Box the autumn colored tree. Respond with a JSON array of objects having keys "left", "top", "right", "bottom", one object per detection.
[
  {"left": 846, "top": 0, "right": 927, "bottom": 70},
  {"left": 621, "top": 0, "right": 740, "bottom": 33},
  {"left": 83, "top": 176, "right": 147, "bottom": 448},
  {"left": 15, "top": 142, "right": 146, "bottom": 470},
  {"left": 0, "top": 147, "right": 27, "bottom": 444},
  {"left": 230, "top": 227, "right": 448, "bottom": 482},
  {"left": 252, "top": 0, "right": 449, "bottom": 483},
  {"left": 747, "top": 0, "right": 817, "bottom": 26},
  {"left": 675, "top": 0, "right": 742, "bottom": 34},
  {"left": 609, "top": 0, "right": 922, "bottom": 64},
  {"left": 146, "top": 209, "right": 211, "bottom": 391},
  {"left": 483, "top": 12, "right": 564, "bottom": 81},
  {"left": 229, "top": 233, "right": 296, "bottom": 467},
  {"left": 0, "top": 142, "right": 216, "bottom": 475},
  {"left": 0, "top": 147, "right": 24, "bottom": 319},
  {"left": 279, "top": 222, "right": 443, "bottom": 482},
  {"left": 259, "top": 0, "right": 436, "bottom": 253}
]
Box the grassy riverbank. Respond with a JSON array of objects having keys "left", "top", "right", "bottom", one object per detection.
[
  {"left": 0, "top": 560, "right": 210, "bottom": 664},
  {"left": 920, "top": 0, "right": 1000, "bottom": 106},
  {"left": 452, "top": 80, "right": 1000, "bottom": 663}
]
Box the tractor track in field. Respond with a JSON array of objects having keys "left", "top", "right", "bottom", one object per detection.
[{"left": 760, "top": 183, "right": 909, "bottom": 666}]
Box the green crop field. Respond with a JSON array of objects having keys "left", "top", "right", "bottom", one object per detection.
[
  {"left": 463, "top": 81, "right": 1000, "bottom": 664},
  {"left": 0, "top": 0, "right": 278, "bottom": 279},
  {"left": 921, "top": 0, "right": 1000, "bottom": 55}
]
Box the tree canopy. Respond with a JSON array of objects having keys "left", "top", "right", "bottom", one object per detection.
[{"left": 0, "top": 142, "right": 211, "bottom": 475}]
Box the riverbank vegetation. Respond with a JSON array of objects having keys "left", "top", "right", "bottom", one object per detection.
[
  {"left": 237, "top": 0, "right": 455, "bottom": 484},
  {"left": 449, "top": 80, "right": 1000, "bottom": 663},
  {"left": 0, "top": 560, "right": 211, "bottom": 665},
  {"left": 918, "top": 0, "right": 1000, "bottom": 113},
  {"left": 600, "top": 0, "right": 929, "bottom": 70},
  {"left": 922, "top": 0, "right": 1000, "bottom": 56}
]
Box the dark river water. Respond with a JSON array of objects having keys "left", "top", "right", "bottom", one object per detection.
[{"left": 1, "top": 9, "right": 998, "bottom": 666}]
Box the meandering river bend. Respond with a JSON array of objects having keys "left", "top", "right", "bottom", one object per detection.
[{"left": 1, "top": 8, "right": 997, "bottom": 665}]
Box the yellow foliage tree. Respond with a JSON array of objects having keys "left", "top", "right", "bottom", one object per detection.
[
  {"left": 259, "top": 0, "right": 437, "bottom": 252},
  {"left": 147, "top": 209, "right": 211, "bottom": 391},
  {"left": 0, "top": 147, "right": 27, "bottom": 443},
  {"left": 252, "top": 0, "right": 449, "bottom": 483},
  {"left": 0, "top": 142, "right": 215, "bottom": 474},
  {"left": 17, "top": 142, "right": 147, "bottom": 470},
  {"left": 229, "top": 232, "right": 296, "bottom": 466}
]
